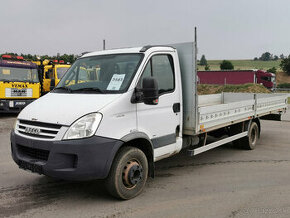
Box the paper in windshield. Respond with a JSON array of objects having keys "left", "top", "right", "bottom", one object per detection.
[{"left": 107, "top": 74, "right": 125, "bottom": 90}]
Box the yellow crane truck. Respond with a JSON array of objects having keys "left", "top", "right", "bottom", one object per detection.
[{"left": 0, "top": 55, "right": 41, "bottom": 113}]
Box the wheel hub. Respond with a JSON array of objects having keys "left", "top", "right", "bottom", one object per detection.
[{"left": 122, "top": 161, "right": 143, "bottom": 188}]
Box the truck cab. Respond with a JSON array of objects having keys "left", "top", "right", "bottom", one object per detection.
[
  {"left": 256, "top": 70, "right": 276, "bottom": 90},
  {"left": 0, "top": 55, "right": 41, "bottom": 113},
  {"left": 42, "top": 60, "right": 71, "bottom": 93}
]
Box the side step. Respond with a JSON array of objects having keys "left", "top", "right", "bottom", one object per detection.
[{"left": 187, "top": 131, "right": 248, "bottom": 156}]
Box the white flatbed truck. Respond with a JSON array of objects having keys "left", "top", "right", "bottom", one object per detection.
[{"left": 11, "top": 39, "right": 288, "bottom": 199}]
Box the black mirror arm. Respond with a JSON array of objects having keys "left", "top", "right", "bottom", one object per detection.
[{"left": 131, "top": 87, "right": 143, "bottom": 103}]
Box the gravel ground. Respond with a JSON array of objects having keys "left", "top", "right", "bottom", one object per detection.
[{"left": 0, "top": 108, "right": 289, "bottom": 218}]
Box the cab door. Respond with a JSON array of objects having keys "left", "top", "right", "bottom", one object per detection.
[
  {"left": 42, "top": 66, "right": 53, "bottom": 92},
  {"left": 136, "top": 53, "right": 181, "bottom": 160}
]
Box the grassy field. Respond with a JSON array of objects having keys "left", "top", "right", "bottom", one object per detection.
[{"left": 198, "top": 59, "right": 281, "bottom": 71}]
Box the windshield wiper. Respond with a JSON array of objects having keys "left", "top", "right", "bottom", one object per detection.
[
  {"left": 53, "top": 86, "right": 73, "bottom": 93},
  {"left": 73, "top": 87, "right": 104, "bottom": 93}
]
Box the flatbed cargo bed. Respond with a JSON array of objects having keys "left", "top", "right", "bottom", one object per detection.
[{"left": 197, "top": 93, "right": 287, "bottom": 133}]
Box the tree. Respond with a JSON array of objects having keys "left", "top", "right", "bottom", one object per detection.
[
  {"left": 259, "top": 52, "right": 272, "bottom": 61},
  {"left": 280, "top": 55, "right": 290, "bottom": 76},
  {"left": 220, "top": 60, "right": 234, "bottom": 70},
  {"left": 280, "top": 54, "right": 285, "bottom": 59},
  {"left": 200, "top": 55, "right": 207, "bottom": 66},
  {"left": 254, "top": 57, "right": 258, "bottom": 61},
  {"left": 267, "top": 67, "right": 277, "bottom": 74},
  {"left": 273, "top": 55, "right": 279, "bottom": 61},
  {"left": 205, "top": 64, "right": 210, "bottom": 71}
]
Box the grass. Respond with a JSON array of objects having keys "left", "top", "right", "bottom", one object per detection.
[
  {"left": 197, "top": 83, "right": 270, "bottom": 95},
  {"left": 288, "top": 97, "right": 290, "bottom": 104},
  {"left": 198, "top": 59, "right": 281, "bottom": 71}
]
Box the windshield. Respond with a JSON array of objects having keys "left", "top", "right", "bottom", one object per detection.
[
  {"left": 56, "top": 67, "right": 69, "bottom": 79},
  {"left": 55, "top": 53, "right": 143, "bottom": 93},
  {"left": 271, "top": 76, "right": 275, "bottom": 83},
  {"left": 0, "top": 67, "right": 39, "bottom": 83}
]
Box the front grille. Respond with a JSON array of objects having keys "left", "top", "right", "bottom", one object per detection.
[
  {"left": 17, "top": 144, "right": 49, "bottom": 161},
  {"left": 16, "top": 119, "right": 62, "bottom": 139}
]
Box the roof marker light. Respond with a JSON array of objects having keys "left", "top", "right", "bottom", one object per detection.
[{"left": 2, "top": 55, "right": 12, "bottom": 59}]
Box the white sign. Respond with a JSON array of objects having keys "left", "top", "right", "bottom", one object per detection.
[{"left": 107, "top": 74, "right": 125, "bottom": 90}]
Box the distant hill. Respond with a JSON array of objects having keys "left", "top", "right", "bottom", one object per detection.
[{"left": 198, "top": 59, "right": 281, "bottom": 71}]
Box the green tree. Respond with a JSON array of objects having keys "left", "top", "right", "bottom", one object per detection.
[
  {"left": 200, "top": 55, "right": 207, "bottom": 66},
  {"left": 267, "top": 67, "right": 276, "bottom": 74},
  {"left": 220, "top": 60, "right": 234, "bottom": 70},
  {"left": 280, "top": 55, "right": 290, "bottom": 76},
  {"left": 205, "top": 64, "right": 210, "bottom": 71},
  {"left": 259, "top": 52, "right": 272, "bottom": 61}
]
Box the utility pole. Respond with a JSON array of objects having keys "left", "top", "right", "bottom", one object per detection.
[{"left": 103, "top": 39, "right": 106, "bottom": 50}]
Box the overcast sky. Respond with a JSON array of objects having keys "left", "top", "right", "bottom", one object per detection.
[{"left": 0, "top": 0, "right": 289, "bottom": 59}]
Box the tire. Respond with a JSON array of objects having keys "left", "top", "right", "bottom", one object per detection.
[
  {"left": 105, "top": 146, "right": 148, "bottom": 200},
  {"left": 234, "top": 122, "right": 259, "bottom": 150}
]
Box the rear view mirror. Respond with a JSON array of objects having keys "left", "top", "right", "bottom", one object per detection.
[{"left": 142, "top": 77, "right": 159, "bottom": 105}]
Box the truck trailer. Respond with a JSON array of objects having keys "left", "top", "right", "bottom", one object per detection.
[
  {"left": 10, "top": 41, "right": 288, "bottom": 199},
  {"left": 197, "top": 70, "right": 276, "bottom": 90}
]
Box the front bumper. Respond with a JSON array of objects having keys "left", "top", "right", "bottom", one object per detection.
[
  {"left": 11, "top": 131, "right": 123, "bottom": 181},
  {"left": 0, "top": 99, "right": 34, "bottom": 113}
]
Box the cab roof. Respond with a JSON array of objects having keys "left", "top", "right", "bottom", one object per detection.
[
  {"left": 81, "top": 46, "right": 175, "bottom": 58},
  {"left": 0, "top": 59, "right": 37, "bottom": 69}
]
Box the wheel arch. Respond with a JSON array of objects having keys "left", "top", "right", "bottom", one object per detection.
[{"left": 119, "top": 132, "right": 155, "bottom": 178}]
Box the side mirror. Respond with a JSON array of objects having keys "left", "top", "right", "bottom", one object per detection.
[
  {"left": 142, "top": 77, "right": 159, "bottom": 105},
  {"left": 50, "top": 78, "right": 56, "bottom": 90}
]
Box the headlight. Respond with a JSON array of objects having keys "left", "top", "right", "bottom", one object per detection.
[
  {"left": 13, "top": 119, "right": 18, "bottom": 130},
  {"left": 63, "top": 113, "right": 102, "bottom": 140}
]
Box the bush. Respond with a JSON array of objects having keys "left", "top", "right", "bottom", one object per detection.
[
  {"left": 220, "top": 60, "right": 234, "bottom": 70},
  {"left": 267, "top": 67, "right": 277, "bottom": 74},
  {"left": 280, "top": 56, "right": 290, "bottom": 75},
  {"left": 277, "top": 83, "right": 290, "bottom": 88}
]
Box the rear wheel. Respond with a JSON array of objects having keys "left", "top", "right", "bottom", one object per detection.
[
  {"left": 233, "top": 121, "right": 259, "bottom": 150},
  {"left": 105, "top": 146, "right": 148, "bottom": 200}
]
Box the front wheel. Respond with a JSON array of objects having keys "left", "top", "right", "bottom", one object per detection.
[{"left": 105, "top": 146, "right": 148, "bottom": 200}]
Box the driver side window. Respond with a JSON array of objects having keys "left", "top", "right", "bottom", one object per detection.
[{"left": 139, "top": 54, "right": 175, "bottom": 95}]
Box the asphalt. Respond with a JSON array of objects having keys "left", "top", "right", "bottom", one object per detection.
[{"left": 0, "top": 108, "right": 290, "bottom": 218}]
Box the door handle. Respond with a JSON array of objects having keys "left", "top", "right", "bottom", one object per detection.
[{"left": 173, "top": 103, "right": 180, "bottom": 113}]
